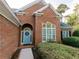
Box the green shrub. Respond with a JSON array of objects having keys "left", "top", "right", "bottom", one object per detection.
[
  {"left": 62, "top": 36, "right": 79, "bottom": 47},
  {"left": 47, "top": 39, "right": 56, "bottom": 43},
  {"left": 73, "top": 24, "right": 79, "bottom": 37},
  {"left": 37, "top": 43, "right": 79, "bottom": 59},
  {"left": 73, "top": 30, "right": 79, "bottom": 37}
]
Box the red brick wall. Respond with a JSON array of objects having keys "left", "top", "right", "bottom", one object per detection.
[
  {"left": 35, "top": 7, "right": 61, "bottom": 45},
  {"left": 16, "top": 3, "right": 61, "bottom": 46},
  {"left": 17, "top": 2, "right": 45, "bottom": 25},
  {"left": 0, "top": 15, "right": 19, "bottom": 59},
  {"left": 16, "top": 2, "right": 45, "bottom": 46}
]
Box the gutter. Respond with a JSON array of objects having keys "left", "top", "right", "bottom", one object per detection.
[{"left": 1, "top": 0, "right": 22, "bottom": 27}]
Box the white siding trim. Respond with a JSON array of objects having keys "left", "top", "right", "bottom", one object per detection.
[
  {"left": 34, "top": 5, "right": 49, "bottom": 13},
  {"left": 33, "top": 4, "right": 61, "bottom": 17},
  {"left": 1, "top": 0, "right": 22, "bottom": 26},
  {"left": 0, "top": 13, "right": 19, "bottom": 27},
  {"left": 20, "top": 0, "right": 46, "bottom": 11}
]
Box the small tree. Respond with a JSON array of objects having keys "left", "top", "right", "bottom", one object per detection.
[
  {"left": 57, "top": 4, "right": 69, "bottom": 15},
  {"left": 67, "top": 13, "right": 78, "bottom": 26},
  {"left": 74, "top": 4, "right": 79, "bottom": 24},
  {"left": 56, "top": 4, "right": 69, "bottom": 21},
  {"left": 74, "top": 4, "right": 79, "bottom": 15}
]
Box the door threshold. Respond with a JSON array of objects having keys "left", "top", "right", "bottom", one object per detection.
[{"left": 18, "top": 45, "right": 34, "bottom": 49}]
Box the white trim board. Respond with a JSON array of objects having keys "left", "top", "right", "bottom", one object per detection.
[
  {"left": 20, "top": 0, "right": 46, "bottom": 11},
  {"left": 33, "top": 4, "right": 61, "bottom": 17},
  {"left": 0, "top": 13, "right": 19, "bottom": 27}
]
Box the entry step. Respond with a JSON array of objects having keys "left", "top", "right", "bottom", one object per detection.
[{"left": 18, "top": 48, "right": 34, "bottom": 59}]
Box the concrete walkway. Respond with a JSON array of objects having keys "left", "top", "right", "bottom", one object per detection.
[{"left": 18, "top": 48, "right": 34, "bottom": 59}]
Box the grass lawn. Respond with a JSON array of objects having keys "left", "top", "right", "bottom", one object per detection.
[{"left": 36, "top": 43, "right": 79, "bottom": 59}]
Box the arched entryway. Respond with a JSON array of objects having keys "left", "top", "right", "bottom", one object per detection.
[{"left": 21, "top": 24, "right": 33, "bottom": 45}]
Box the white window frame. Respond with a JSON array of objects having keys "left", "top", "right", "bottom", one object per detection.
[
  {"left": 62, "top": 30, "right": 69, "bottom": 38},
  {"left": 42, "top": 22, "right": 56, "bottom": 42}
]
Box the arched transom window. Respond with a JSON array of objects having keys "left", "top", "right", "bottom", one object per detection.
[{"left": 42, "top": 22, "right": 56, "bottom": 42}]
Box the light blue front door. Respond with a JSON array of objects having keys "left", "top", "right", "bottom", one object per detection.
[{"left": 23, "top": 30, "right": 32, "bottom": 44}]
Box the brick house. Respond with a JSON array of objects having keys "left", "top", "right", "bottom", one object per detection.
[{"left": 0, "top": 0, "right": 72, "bottom": 59}]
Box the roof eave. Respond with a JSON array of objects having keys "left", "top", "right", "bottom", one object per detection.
[
  {"left": 20, "top": 0, "right": 46, "bottom": 11},
  {"left": 1, "top": 0, "right": 22, "bottom": 27},
  {"left": 61, "top": 27, "right": 72, "bottom": 29},
  {"left": 33, "top": 3, "right": 61, "bottom": 18},
  {"left": 0, "top": 13, "right": 20, "bottom": 27}
]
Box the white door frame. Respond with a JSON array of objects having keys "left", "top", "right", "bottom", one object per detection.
[{"left": 21, "top": 27, "right": 32, "bottom": 45}]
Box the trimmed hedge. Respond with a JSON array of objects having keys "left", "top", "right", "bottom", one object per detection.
[
  {"left": 73, "top": 30, "right": 79, "bottom": 37},
  {"left": 37, "top": 43, "right": 79, "bottom": 59},
  {"left": 62, "top": 36, "right": 79, "bottom": 48}
]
